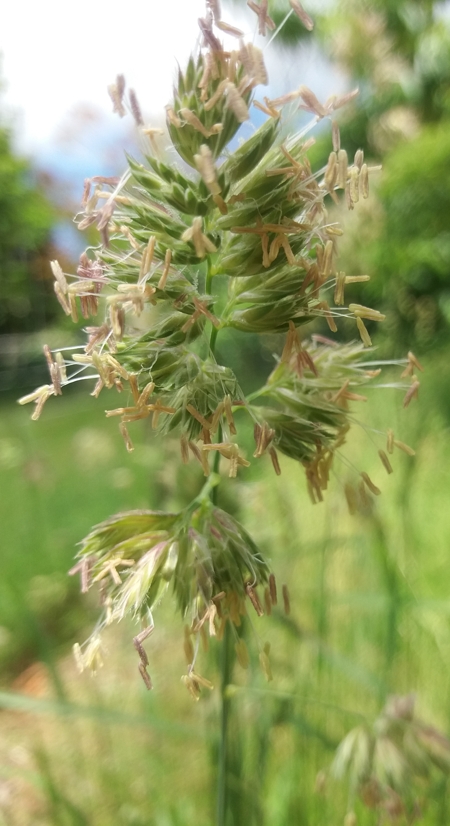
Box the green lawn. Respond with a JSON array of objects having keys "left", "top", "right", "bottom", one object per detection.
[{"left": 1, "top": 371, "right": 450, "bottom": 825}]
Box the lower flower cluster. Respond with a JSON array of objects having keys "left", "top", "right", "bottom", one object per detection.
[{"left": 69, "top": 495, "right": 282, "bottom": 694}]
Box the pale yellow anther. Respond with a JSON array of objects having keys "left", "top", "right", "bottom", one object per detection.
[
  {"left": 324, "top": 151, "right": 338, "bottom": 191},
  {"left": 356, "top": 317, "right": 372, "bottom": 347},
  {"left": 157, "top": 249, "right": 172, "bottom": 290},
  {"left": 202, "top": 442, "right": 250, "bottom": 476},
  {"left": 360, "top": 471, "right": 381, "bottom": 496},
  {"left": 182, "top": 217, "right": 217, "bottom": 259},
  {"left": 337, "top": 149, "right": 348, "bottom": 188},
  {"left": 334, "top": 272, "right": 346, "bottom": 305},
  {"left": 349, "top": 304, "right": 385, "bottom": 322}
]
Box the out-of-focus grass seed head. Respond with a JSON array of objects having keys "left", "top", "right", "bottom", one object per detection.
[{"left": 330, "top": 694, "right": 450, "bottom": 822}]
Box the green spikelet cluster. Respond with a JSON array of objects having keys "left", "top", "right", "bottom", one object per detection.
[
  {"left": 168, "top": 52, "right": 252, "bottom": 164},
  {"left": 20, "top": 4, "right": 419, "bottom": 691},
  {"left": 74, "top": 499, "right": 268, "bottom": 632}
]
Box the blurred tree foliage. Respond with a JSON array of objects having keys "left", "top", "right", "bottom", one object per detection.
[
  {"left": 318, "top": 0, "right": 450, "bottom": 353},
  {"left": 353, "top": 122, "right": 450, "bottom": 352},
  {"left": 0, "top": 121, "right": 56, "bottom": 334}
]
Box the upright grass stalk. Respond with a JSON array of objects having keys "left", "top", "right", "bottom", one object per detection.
[
  {"left": 216, "top": 621, "right": 234, "bottom": 826},
  {"left": 370, "top": 514, "right": 404, "bottom": 695}
]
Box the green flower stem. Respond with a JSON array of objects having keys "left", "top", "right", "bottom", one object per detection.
[
  {"left": 216, "top": 620, "right": 233, "bottom": 826},
  {"left": 246, "top": 386, "right": 271, "bottom": 403},
  {"left": 206, "top": 260, "right": 219, "bottom": 357},
  {"left": 190, "top": 473, "right": 221, "bottom": 510},
  {"left": 205, "top": 256, "right": 235, "bottom": 826},
  {"left": 205, "top": 261, "right": 214, "bottom": 302},
  {"left": 205, "top": 255, "right": 222, "bottom": 508},
  {"left": 211, "top": 433, "right": 222, "bottom": 508},
  {"left": 209, "top": 325, "right": 219, "bottom": 357}
]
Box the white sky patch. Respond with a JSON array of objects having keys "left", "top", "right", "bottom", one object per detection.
[
  {"left": 1, "top": 0, "right": 346, "bottom": 259},
  {"left": 1, "top": 0, "right": 343, "bottom": 153},
  {"left": 1, "top": 0, "right": 206, "bottom": 150}
]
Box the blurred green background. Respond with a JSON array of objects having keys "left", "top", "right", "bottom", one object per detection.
[{"left": 1, "top": 0, "right": 450, "bottom": 824}]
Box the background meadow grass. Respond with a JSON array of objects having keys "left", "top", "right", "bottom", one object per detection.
[
  {"left": 2, "top": 0, "right": 450, "bottom": 820},
  {"left": 1, "top": 354, "right": 450, "bottom": 825}
]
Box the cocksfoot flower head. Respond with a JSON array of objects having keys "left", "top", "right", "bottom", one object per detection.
[{"left": 19, "top": 1, "right": 421, "bottom": 691}]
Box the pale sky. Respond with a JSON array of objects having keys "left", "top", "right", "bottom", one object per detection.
[
  {"left": 1, "top": 0, "right": 212, "bottom": 149},
  {"left": 1, "top": 0, "right": 334, "bottom": 153}
]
